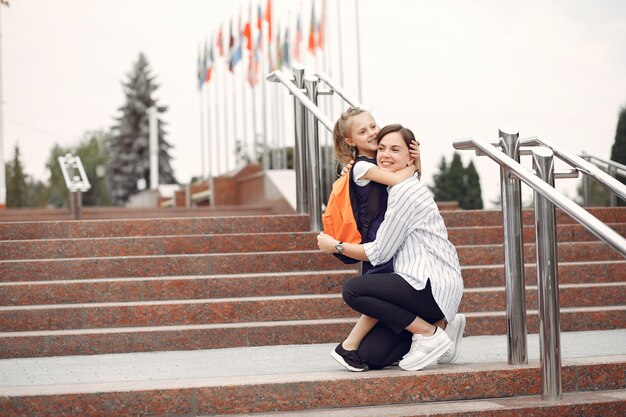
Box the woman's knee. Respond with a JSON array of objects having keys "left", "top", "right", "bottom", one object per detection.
[{"left": 342, "top": 276, "right": 364, "bottom": 306}]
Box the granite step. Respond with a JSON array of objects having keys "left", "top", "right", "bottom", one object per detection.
[
  {"left": 211, "top": 390, "right": 626, "bottom": 417},
  {"left": 2, "top": 207, "right": 624, "bottom": 241},
  {"left": 3, "top": 223, "right": 625, "bottom": 261},
  {"left": 3, "top": 261, "right": 624, "bottom": 306},
  {"left": 2, "top": 306, "right": 624, "bottom": 358},
  {"left": 0, "top": 214, "right": 310, "bottom": 240},
  {"left": 0, "top": 330, "right": 623, "bottom": 415},
  {"left": 2, "top": 283, "right": 624, "bottom": 332},
  {"left": 0, "top": 251, "right": 355, "bottom": 282},
  {"left": 1, "top": 241, "right": 623, "bottom": 282}
]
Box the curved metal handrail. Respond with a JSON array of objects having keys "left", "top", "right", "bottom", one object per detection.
[
  {"left": 315, "top": 71, "right": 365, "bottom": 109},
  {"left": 580, "top": 152, "right": 626, "bottom": 177},
  {"left": 519, "top": 136, "right": 626, "bottom": 201},
  {"left": 453, "top": 138, "right": 626, "bottom": 257},
  {"left": 266, "top": 70, "right": 334, "bottom": 133}
]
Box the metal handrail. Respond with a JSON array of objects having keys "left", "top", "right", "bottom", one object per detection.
[
  {"left": 581, "top": 152, "right": 626, "bottom": 177},
  {"left": 519, "top": 136, "right": 626, "bottom": 202},
  {"left": 315, "top": 71, "right": 364, "bottom": 109},
  {"left": 454, "top": 138, "right": 626, "bottom": 257},
  {"left": 266, "top": 70, "right": 334, "bottom": 133}
]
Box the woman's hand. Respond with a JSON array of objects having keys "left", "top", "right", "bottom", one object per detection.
[
  {"left": 317, "top": 232, "right": 339, "bottom": 254},
  {"left": 340, "top": 160, "right": 354, "bottom": 177},
  {"left": 410, "top": 140, "right": 422, "bottom": 180}
]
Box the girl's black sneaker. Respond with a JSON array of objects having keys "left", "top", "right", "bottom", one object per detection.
[{"left": 330, "top": 343, "right": 369, "bottom": 372}]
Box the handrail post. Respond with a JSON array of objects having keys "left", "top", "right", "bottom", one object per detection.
[
  {"left": 498, "top": 127, "right": 528, "bottom": 365},
  {"left": 608, "top": 165, "right": 618, "bottom": 207},
  {"left": 581, "top": 154, "right": 591, "bottom": 207},
  {"left": 304, "top": 75, "right": 323, "bottom": 230},
  {"left": 292, "top": 64, "right": 308, "bottom": 214},
  {"left": 532, "top": 146, "right": 562, "bottom": 401}
]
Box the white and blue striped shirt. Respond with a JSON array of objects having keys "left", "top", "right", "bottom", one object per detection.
[{"left": 363, "top": 176, "right": 464, "bottom": 323}]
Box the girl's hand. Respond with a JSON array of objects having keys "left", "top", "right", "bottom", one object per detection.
[
  {"left": 410, "top": 140, "right": 422, "bottom": 180},
  {"left": 340, "top": 160, "right": 354, "bottom": 177},
  {"left": 317, "top": 232, "right": 339, "bottom": 254}
]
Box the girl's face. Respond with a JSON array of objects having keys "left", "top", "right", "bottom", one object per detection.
[
  {"left": 377, "top": 131, "right": 414, "bottom": 172},
  {"left": 345, "top": 112, "right": 379, "bottom": 158}
]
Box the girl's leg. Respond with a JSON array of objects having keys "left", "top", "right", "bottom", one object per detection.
[
  {"left": 357, "top": 322, "right": 412, "bottom": 370},
  {"left": 342, "top": 314, "right": 378, "bottom": 351}
]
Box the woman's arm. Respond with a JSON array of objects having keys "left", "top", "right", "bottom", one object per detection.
[{"left": 317, "top": 232, "right": 369, "bottom": 261}]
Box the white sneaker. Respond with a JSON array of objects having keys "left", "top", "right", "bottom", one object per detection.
[
  {"left": 399, "top": 327, "right": 452, "bottom": 371},
  {"left": 438, "top": 313, "right": 466, "bottom": 364}
]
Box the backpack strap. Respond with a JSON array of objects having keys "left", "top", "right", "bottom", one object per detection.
[{"left": 361, "top": 183, "right": 383, "bottom": 242}]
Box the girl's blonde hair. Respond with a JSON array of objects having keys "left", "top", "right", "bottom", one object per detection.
[{"left": 332, "top": 107, "right": 369, "bottom": 164}]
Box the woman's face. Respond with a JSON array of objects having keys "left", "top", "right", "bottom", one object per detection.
[{"left": 377, "top": 131, "right": 413, "bottom": 172}]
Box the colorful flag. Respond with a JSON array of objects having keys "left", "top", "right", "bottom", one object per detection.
[
  {"left": 318, "top": 0, "right": 326, "bottom": 50},
  {"left": 205, "top": 36, "right": 215, "bottom": 83},
  {"left": 265, "top": 0, "right": 272, "bottom": 41},
  {"left": 294, "top": 13, "right": 302, "bottom": 62},
  {"left": 197, "top": 45, "right": 204, "bottom": 90},
  {"left": 282, "top": 25, "right": 291, "bottom": 69},
  {"left": 229, "top": 17, "right": 243, "bottom": 72},
  {"left": 257, "top": 4, "right": 263, "bottom": 51},
  {"left": 308, "top": 1, "right": 317, "bottom": 54},
  {"left": 243, "top": 21, "right": 252, "bottom": 52},
  {"left": 217, "top": 26, "right": 224, "bottom": 56}
]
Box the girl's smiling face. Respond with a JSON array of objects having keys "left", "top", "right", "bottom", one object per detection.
[
  {"left": 377, "top": 131, "right": 414, "bottom": 172},
  {"left": 345, "top": 112, "right": 379, "bottom": 158}
]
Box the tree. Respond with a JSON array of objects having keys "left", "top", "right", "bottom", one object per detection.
[
  {"left": 610, "top": 106, "right": 626, "bottom": 206},
  {"left": 429, "top": 152, "right": 483, "bottom": 209},
  {"left": 75, "top": 130, "right": 112, "bottom": 206},
  {"left": 108, "top": 53, "right": 176, "bottom": 205},
  {"left": 42, "top": 144, "right": 72, "bottom": 208},
  {"left": 5, "top": 145, "right": 28, "bottom": 207},
  {"left": 462, "top": 161, "right": 484, "bottom": 209}
]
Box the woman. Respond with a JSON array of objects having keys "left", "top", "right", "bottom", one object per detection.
[{"left": 317, "top": 124, "right": 464, "bottom": 371}]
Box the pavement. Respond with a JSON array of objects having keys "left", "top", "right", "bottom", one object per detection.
[{"left": 0, "top": 329, "right": 624, "bottom": 395}]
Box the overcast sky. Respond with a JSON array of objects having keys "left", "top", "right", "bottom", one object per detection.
[{"left": 3, "top": 0, "right": 626, "bottom": 207}]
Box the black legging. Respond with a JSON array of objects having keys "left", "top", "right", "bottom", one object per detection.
[{"left": 343, "top": 273, "right": 445, "bottom": 370}]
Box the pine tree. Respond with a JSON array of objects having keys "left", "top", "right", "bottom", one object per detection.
[
  {"left": 461, "top": 160, "right": 483, "bottom": 209},
  {"left": 43, "top": 144, "right": 72, "bottom": 208},
  {"left": 430, "top": 152, "right": 483, "bottom": 209},
  {"left": 610, "top": 106, "right": 626, "bottom": 206},
  {"left": 76, "top": 130, "right": 112, "bottom": 206},
  {"left": 108, "top": 53, "right": 176, "bottom": 205},
  {"left": 5, "top": 145, "right": 29, "bottom": 207}
]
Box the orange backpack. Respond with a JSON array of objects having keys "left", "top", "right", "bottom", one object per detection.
[{"left": 322, "top": 174, "right": 362, "bottom": 244}]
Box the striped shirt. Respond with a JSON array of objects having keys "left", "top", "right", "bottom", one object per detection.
[{"left": 363, "top": 176, "right": 464, "bottom": 323}]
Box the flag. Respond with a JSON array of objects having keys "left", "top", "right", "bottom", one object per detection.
[
  {"left": 318, "top": 0, "right": 326, "bottom": 50},
  {"left": 243, "top": 21, "right": 252, "bottom": 52},
  {"left": 294, "top": 13, "right": 302, "bottom": 62},
  {"left": 217, "top": 26, "right": 224, "bottom": 56},
  {"left": 205, "top": 36, "right": 215, "bottom": 83},
  {"left": 275, "top": 22, "right": 282, "bottom": 69},
  {"left": 265, "top": 0, "right": 272, "bottom": 41},
  {"left": 257, "top": 4, "right": 263, "bottom": 51},
  {"left": 229, "top": 17, "right": 243, "bottom": 72},
  {"left": 282, "top": 25, "right": 291, "bottom": 69},
  {"left": 197, "top": 45, "right": 204, "bottom": 90},
  {"left": 308, "top": 1, "right": 317, "bottom": 54}
]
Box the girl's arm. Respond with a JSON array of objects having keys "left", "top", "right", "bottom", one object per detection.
[{"left": 361, "top": 164, "right": 415, "bottom": 186}]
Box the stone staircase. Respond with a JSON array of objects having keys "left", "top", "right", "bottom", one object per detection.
[{"left": 0, "top": 207, "right": 625, "bottom": 415}]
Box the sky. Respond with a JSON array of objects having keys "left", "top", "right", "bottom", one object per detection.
[{"left": 2, "top": 0, "right": 626, "bottom": 208}]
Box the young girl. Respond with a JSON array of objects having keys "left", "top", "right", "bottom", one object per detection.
[{"left": 329, "top": 107, "right": 420, "bottom": 371}]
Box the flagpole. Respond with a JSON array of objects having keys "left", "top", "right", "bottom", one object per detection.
[
  {"left": 260, "top": 20, "right": 269, "bottom": 170},
  {"left": 336, "top": 0, "right": 344, "bottom": 87},
  {"left": 205, "top": 79, "right": 213, "bottom": 181},
  {"left": 0, "top": 5, "right": 5, "bottom": 207},
  {"left": 354, "top": 0, "right": 363, "bottom": 103},
  {"left": 221, "top": 56, "right": 229, "bottom": 175},
  {"left": 199, "top": 87, "right": 206, "bottom": 179},
  {"left": 214, "top": 65, "right": 221, "bottom": 178}
]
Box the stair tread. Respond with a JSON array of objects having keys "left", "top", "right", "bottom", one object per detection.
[{"left": 0, "top": 330, "right": 624, "bottom": 396}]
